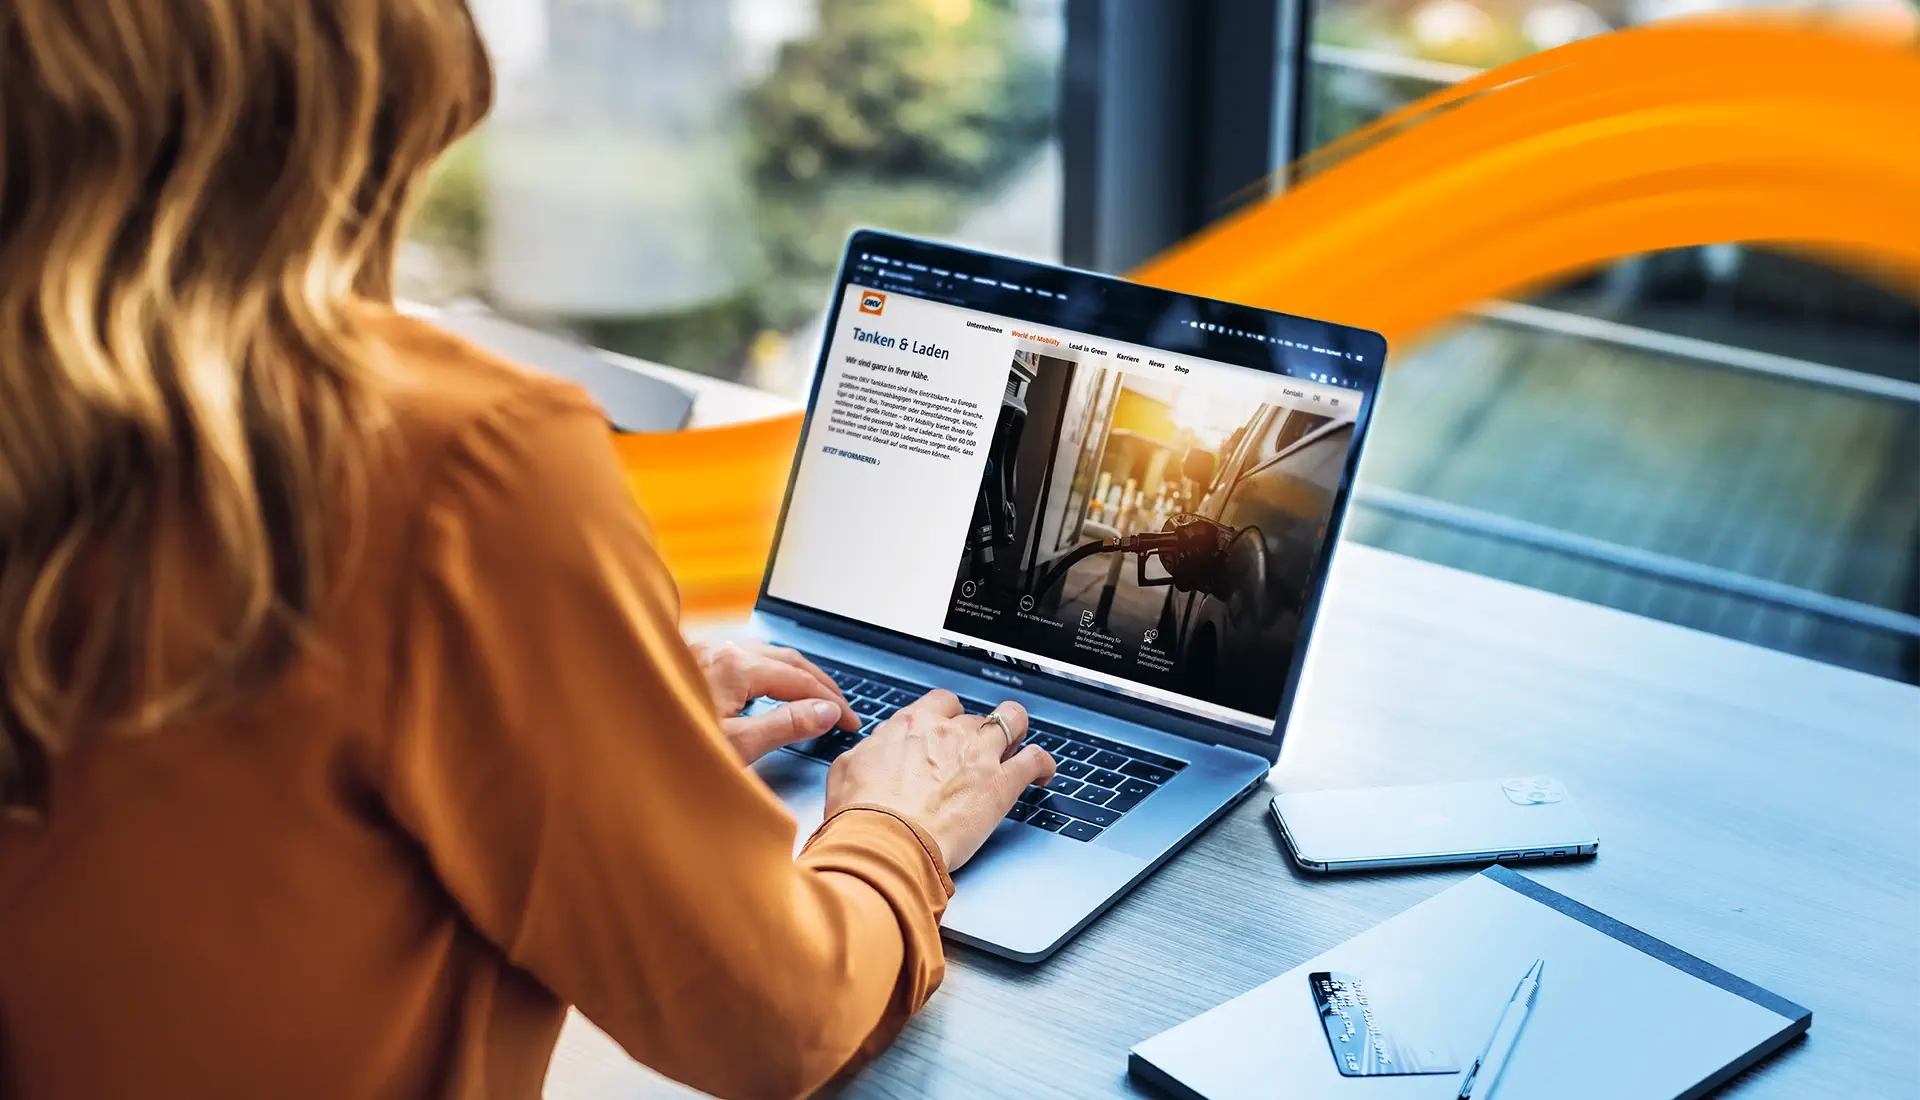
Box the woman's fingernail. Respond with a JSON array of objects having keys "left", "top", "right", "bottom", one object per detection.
[{"left": 813, "top": 701, "right": 840, "bottom": 722}]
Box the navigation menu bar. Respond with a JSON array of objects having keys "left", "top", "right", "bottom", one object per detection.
[{"left": 1002, "top": 314, "right": 1362, "bottom": 409}]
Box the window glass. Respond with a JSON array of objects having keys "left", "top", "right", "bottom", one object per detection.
[
  {"left": 1302, "top": 0, "right": 1920, "bottom": 682},
  {"left": 1303, "top": 0, "right": 1919, "bottom": 375},
  {"left": 1260, "top": 410, "right": 1335, "bottom": 460},
  {"left": 1218, "top": 427, "right": 1351, "bottom": 563},
  {"left": 403, "top": 0, "right": 1066, "bottom": 396},
  {"left": 1254, "top": 429, "right": 1347, "bottom": 493}
]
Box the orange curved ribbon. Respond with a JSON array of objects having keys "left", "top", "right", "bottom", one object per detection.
[
  {"left": 612, "top": 417, "right": 804, "bottom": 615},
  {"left": 619, "top": 19, "right": 1920, "bottom": 620}
]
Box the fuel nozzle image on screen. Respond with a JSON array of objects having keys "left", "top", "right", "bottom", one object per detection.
[
  {"left": 943, "top": 351, "right": 1358, "bottom": 720},
  {"left": 967, "top": 356, "right": 1034, "bottom": 584}
]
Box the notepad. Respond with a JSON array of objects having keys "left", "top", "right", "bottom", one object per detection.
[{"left": 1129, "top": 867, "right": 1810, "bottom": 1100}]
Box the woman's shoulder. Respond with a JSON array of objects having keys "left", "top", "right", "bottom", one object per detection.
[
  {"left": 332, "top": 306, "right": 621, "bottom": 554},
  {"left": 353, "top": 307, "right": 608, "bottom": 477}
]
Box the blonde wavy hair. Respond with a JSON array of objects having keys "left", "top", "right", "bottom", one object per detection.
[{"left": 0, "top": 1, "right": 493, "bottom": 814}]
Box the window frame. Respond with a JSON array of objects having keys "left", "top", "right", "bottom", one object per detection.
[{"left": 1060, "top": 0, "right": 1307, "bottom": 273}]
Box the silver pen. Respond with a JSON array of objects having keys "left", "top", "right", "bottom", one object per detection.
[{"left": 1456, "top": 959, "right": 1544, "bottom": 1100}]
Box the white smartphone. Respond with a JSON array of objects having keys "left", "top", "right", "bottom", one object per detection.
[{"left": 1270, "top": 777, "right": 1600, "bottom": 873}]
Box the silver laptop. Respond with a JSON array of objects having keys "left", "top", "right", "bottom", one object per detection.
[{"left": 737, "top": 231, "right": 1388, "bottom": 963}]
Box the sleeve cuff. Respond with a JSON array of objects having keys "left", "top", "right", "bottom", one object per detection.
[{"left": 802, "top": 804, "right": 955, "bottom": 899}]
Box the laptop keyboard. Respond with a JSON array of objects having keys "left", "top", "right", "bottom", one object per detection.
[{"left": 755, "top": 656, "right": 1188, "bottom": 843}]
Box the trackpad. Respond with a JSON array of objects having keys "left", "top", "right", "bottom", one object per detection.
[
  {"left": 942, "top": 821, "right": 1143, "bottom": 960},
  {"left": 754, "top": 750, "right": 1145, "bottom": 960}
]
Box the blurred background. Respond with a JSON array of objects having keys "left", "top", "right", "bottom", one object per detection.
[
  {"left": 405, "top": 0, "right": 1067, "bottom": 388},
  {"left": 398, "top": 0, "right": 1918, "bottom": 686}
]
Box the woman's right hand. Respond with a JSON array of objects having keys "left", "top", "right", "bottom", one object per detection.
[{"left": 824, "top": 691, "right": 1056, "bottom": 871}]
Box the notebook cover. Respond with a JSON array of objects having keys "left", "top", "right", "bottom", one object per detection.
[{"left": 1128, "top": 866, "right": 1810, "bottom": 1100}]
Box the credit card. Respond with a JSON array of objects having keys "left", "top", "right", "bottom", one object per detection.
[{"left": 1309, "top": 972, "right": 1459, "bottom": 1077}]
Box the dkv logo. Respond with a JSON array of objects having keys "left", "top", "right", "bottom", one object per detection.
[{"left": 859, "top": 291, "right": 887, "bottom": 315}]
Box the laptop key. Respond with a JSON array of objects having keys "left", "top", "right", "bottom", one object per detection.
[
  {"left": 1061, "top": 732, "right": 1184, "bottom": 773},
  {"left": 796, "top": 655, "right": 1182, "bottom": 789},
  {"left": 1041, "top": 794, "right": 1121, "bottom": 828},
  {"left": 1124, "top": 747, "right": 1188, "bottom": 772},
  {"left": 1007, "top": 801, "right": 1035, "bottom": 822},
  {"left": 1076, "top": 787, "right": 1115, "bottom": 806},
  {"left": 1119, "top": 760, "right": 1175, "bottom": 784},
  {"left": 810, "top": 730, "right": 862, "bottom": 761},
  {"left": 1027, "top": 809, "right": 1071, "bottom": 832},
  {"left": 1059, "top": 820, "right": 1104, "bottom": 842},
  {"left": 1070, "top": 732, "right": 1127, "bottom": 754},
  {"left": 1083, "top": 769, "right": 1125, "bottom": 789},
  {"left": 1103, "top": 790, "right": 1146, "bottom": 813},
  {"left": 1045, "top": 776, "right": 1083, "bottom": 796}
]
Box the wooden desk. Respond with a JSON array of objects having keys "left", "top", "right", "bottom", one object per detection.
[{"left": 546, "top": 368, "right": 1920, "bottom": 1100}]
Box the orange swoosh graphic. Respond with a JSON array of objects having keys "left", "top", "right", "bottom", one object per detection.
[{"left": 618, "top": 19, "right": 1920, "bottom": 620}]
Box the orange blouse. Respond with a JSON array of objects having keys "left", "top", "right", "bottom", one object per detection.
[{"left": 0, "top": 312, "right": 951, "bottom": 1100}]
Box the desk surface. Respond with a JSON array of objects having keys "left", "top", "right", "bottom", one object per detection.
[
  {"left": 545, "top": 367, "right": 1919, "bottom": 1100},
  {"left": 545, "top": 540, "right": 1919, "bottom": 1100}
]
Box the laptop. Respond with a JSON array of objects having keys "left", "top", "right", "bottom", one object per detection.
[{"left": 738, "top": 230, "right": 1387, "bottom": 962}]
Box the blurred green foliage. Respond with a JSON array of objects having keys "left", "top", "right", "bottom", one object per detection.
[
  {"left": 748, "top": 0, "right": 1052, "bottom": 188},
  {"left": 743, "top": 0, "right": 1055, "bottom": 337},
  {"left": 407, "top": 0, "right": 1056, "bottom": 381},
  {"left": 410, "top": 134, "right": 487, "bottom": 261}
]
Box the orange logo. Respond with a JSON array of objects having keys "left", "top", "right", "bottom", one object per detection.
[{"left": 859, "top": 291, "right": 887, "bottom": 315}]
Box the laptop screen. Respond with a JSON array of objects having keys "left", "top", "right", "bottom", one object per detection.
[{"left": 762, "top": 232, "right": 1385, "bottom": 738}]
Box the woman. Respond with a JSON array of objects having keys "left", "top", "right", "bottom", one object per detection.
[{"left": 0, "top": 3, "right": 1053, "bottom": 1098}]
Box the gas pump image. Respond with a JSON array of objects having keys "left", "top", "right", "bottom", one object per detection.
[
  {"left": 1028, "top": 509, "right": 1236, "bottom": 618},
  {"left": 943, "top": 352, "right": 1359, "bottom": 719},
  {"left": 966, "top": 356, "right": 1035, "bottom": 586},
  {"left": 950, "top": 355, "right": 1243, "bottom": 634}
]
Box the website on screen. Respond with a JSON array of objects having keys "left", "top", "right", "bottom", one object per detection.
[{"left": 766, "top": 284, "right": 1366, "bottom": 732}]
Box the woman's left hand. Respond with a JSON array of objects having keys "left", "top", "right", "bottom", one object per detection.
[{"left": 690, "top": 641, "right": 861, "bottom": 765}]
